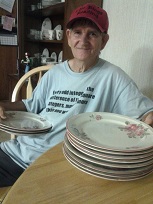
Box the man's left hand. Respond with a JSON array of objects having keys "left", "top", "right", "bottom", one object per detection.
[{"left": 141, "top": 111, "right": 153, "bottom": 127}]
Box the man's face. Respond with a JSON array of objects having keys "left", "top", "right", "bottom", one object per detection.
[{"left": 66, "top": 25, "right": 108, "bottom": 62}]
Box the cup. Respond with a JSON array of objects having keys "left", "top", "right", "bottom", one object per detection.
[
  {"left": 29, "top": 29, "right": 36, "bottom": 39},
  {"left": 30, "top": 29, "right": 36, "bottom": 35},
  {"left": 31, "top": 5, "right": 37, "bottom": 11},
  {"left": 33, "top": 30, "right": 40, "bottom": 39},
  {"left": 48, "top": 30, "right": 56, "bottom": 40},
  {"left": 55, "top": 30, "right": 63, "bottom": 40},
  {"left": 41, "top": 29, "right": 48, "bottom": 40},
  {"left": 37, "top": 3, "right": 42, "bottom": 9},
  {"left": 34, "top": 53, "right": 41, "bottom": 58},
  {"left": 41, "top": 56, "right": 47, "bottom": 64}
]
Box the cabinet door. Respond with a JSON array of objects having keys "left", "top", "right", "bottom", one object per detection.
[
  {"left": 0, "top": 46, "right": 18, "bottom": 100},
  {"left": 0, "top": 0, "right": 18, "bottom": 100},
  {"left": 63, "top": 0, "right": 103, "bottom": 60}
]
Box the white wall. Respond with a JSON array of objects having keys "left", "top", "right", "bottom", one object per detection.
[{"left": 101, "top": 0, "right": 153, "bottom": 99}]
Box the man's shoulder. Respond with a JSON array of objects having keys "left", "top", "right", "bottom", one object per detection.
[
  {"left": 99, "top": 58, "right": 120, "bottom": 70},
  {"left": 98, "top": 58, "right": 132, "bottom": 83}
]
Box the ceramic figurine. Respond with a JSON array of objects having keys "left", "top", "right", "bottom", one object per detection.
[{"left": 21, "top": 52, "right": 31, "bottom": 73}]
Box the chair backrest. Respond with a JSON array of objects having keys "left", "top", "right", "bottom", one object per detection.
[{"left": 11, "top": 65, "right": 53, "bottom": 102}]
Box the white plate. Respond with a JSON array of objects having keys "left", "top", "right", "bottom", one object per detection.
[
  {"left": 41, "top": 18, "right": 52, "bottom": 31},
  {"left": 54, "top": 25, "right": 62, "bottom": 30},
  {"left": 50, "top": 52, "right": 57, "bottom": 62},
  {"left": 64, "top": 135, "right": 153, "bottom": 169},
  {"left": 63, "top": 144, "right": 153, "bottom": 181},
  {"left": 67, "top": 130, "right": 153, "bottom": 156},
  {"left": 63, "top": 143, "right": 153, "bottom": 176},
  {"left": 0, "top": 111, "right": 52, "bottom": 132},
  {"left": 58, "top": 51, "right": 63, "bottom": 63},
  {"left": 66, "top": 133, "right": 153, "bottom": 164},
  {"left": 0, "top": 124, "right": 51, "bottom": 133},
  {"left": 66, "top": 112, "right": 153, "bottom": 152},
  {"left": 42, "top": 48, "right": 49, "bottom": 57},
  {"left": 0, "top": 125, "right": 49, "bottom": 135}
]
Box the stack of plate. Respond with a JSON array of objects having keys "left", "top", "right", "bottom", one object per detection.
[
  {"left": 63, "top": 112, "right": 153, "bottom": 181},
  {"left": 0, "top": 111, "right": 52, "bottom": 135}
]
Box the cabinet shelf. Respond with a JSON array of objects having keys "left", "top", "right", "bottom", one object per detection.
[
  {"left": 26, "top": 38, "right": 64, "bottom": 44},
  {"left": 27, "top": 3, "right": 65, "bottom": 17},
  {"left": 40, "top": 39, "right": 64, "bottom": 43}
]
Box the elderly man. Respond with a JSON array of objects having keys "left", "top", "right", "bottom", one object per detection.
[{"left": 0, "top": 3, "right": 153, "bottom": 187}]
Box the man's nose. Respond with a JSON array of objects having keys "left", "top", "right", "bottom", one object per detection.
[{"left": 79, "top": 34, "right": 89, "bottom": 43}]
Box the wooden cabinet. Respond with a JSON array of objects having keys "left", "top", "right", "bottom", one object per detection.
[
  {"left": 23, "top": 1, "right": 65, "bottom": 67},
  {"left": 21, "top": 0, "right": 102, "bottom": 67}
]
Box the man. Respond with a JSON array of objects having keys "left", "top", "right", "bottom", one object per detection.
[{"left": 0, "top": 3, "right": 153, "bottom": 187}]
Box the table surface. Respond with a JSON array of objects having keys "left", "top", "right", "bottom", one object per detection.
[{"left": 3, "top": 142, "right": 153, "bottom": 204}]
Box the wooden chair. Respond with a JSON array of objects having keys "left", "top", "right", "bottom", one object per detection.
[
  {"left": 11, "top": 64, "right": 53, "bottom": 102},
  {"left": 0, "top": 64, "right": 54, "bottom": 202}
]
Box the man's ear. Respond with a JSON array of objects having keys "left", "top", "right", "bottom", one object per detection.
[
  {"left": 101, "top": 34, "right": 109, "bottom": 50},
  {"left": 66, "top": 29, "right": 71, "bottom": 47}
]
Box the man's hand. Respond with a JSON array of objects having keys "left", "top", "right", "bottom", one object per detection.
[
  {"left": 141, "top": 111, "right": 153, "bottom": 127},
  {"left": 0, "top": 105, "right": 6, "bottom": 121}
]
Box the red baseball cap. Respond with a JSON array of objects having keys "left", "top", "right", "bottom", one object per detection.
[{"left": 66, "top": 3, "right": 109, "bottom": 33}]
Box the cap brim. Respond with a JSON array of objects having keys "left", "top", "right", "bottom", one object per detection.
[{"left": 66, "top": 17, "right": 105, "bottom": 33}]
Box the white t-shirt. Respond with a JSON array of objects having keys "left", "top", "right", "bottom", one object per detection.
[{"left": 1, "top": 59, "right": 153, "bottom": 168}]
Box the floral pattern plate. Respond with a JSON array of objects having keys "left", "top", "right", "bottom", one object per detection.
[
  {"left": 66, "top": 133, "right": 153, "bottom": 163},
  {"left": 63, "top": 144, "right": 153, "bottom": 181},
  {"left": 0, "top": 111, "right": 52, "bottom": 134},
  {"left": 66, "top": 112, "right": 153, "bottom": 152},
  {"left": 64, "top": 135, "right": 153, "bottom": 169}
]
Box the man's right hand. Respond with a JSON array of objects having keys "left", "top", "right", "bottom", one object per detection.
[
  {"left": 0, "top": 105, "right": 6, "bottom": 121},
  {"left": 0, "top": 101, "right": 27, "bottom": 122}
]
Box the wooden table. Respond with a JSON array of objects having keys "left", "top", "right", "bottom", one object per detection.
[{"left": 3, "top": 143, "right": 153, "bottom": 204}]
